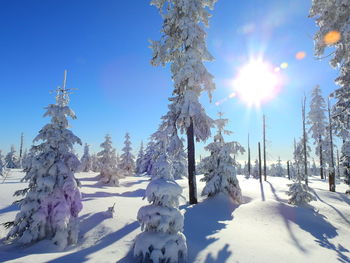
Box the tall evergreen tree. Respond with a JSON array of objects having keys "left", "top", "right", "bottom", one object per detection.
[
  {"left": 135, "top": 141, "right": 145, "bottom": 175},
  {"left": 97, "top": 134, "right": 120, "bottom": 185},
  {"left": 4, "top": 71, "right": 83, "bottom": 248},
  {"left": 307, "top": 85, "right": 327, "bottom": 179},
  {"left": 5, "top": 146, "right": 19, "bottom": 169},
  {"left": 120, "top": 132, "right": 135, "bottom": 176},
  {"left": 150, "top": 0, "right": 218, "bottom": 204},
  {"left": 310, "top": 0, "right": 350, "bottom": 193}
]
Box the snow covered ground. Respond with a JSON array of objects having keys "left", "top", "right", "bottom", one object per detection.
[{"left": 0, "top": 169, "right": 349, "bottom": 263}]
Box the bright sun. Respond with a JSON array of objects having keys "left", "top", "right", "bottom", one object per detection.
[{"left": 233, "top": 60, "right": 281, "bottom": 107}]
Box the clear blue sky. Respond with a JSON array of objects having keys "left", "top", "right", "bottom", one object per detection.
[{"left": 0, "top": 0, "right": 340, "bottom": 164}]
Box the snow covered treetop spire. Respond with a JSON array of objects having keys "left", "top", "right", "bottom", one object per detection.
[
  {"left": 55, "top": 70, "right": 74, "bottom": 107},
  {"left": 214, "top": 111, "right": 232, "bottom": 143}
]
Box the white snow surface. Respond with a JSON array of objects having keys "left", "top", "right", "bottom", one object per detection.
[{"left": 1, "top": 169, "right": 350, "bottom": 263}]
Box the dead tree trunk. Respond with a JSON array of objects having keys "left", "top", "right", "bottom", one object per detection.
[
  {"left": 328, "top": 99, "right": 335, "bottom": 192},
  {"left": 287, "top": 161, "right": 290, "bottom": 180},
  {"left": 263, "top": 115, "right": 267, "bottom": 181},
  {"left": 248, "top": 134, "right": 251, "bottom": 177},
  {"left": 302, "top": 97, "right": 308, "bottom": 185},
  {"left": 319, "top": 135, "right": 324, "bottom": 180},
  {"left": 258, "top": 142, "right": 262, "bottom": 183},
  {"left": 187, "top": 119, "right": 198, "bottom": 204}
]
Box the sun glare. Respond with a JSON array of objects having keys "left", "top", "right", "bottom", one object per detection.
[{"left": 233, "top": 60, "right": 281, "bottom": 107}]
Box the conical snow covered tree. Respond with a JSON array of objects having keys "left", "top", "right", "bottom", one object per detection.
[
  {"left": 150, "top": 0, "right": 218, "bottom": 204},
  {"left": 97, "top": 134, "right": 120, "bottom": 185},
  {"left": 310, "top": 0, "right": 350, "bottom": 193},
  {"left": 79, "top": 143, "right": 92, "bottom": 172},
  {"left": 200, "top": 113, "right": 244, "bottom": 203},
  {"left": 119, "top": 132, "right": 135, "bottom": 176},
  {"left": 288, "top": 137, "right": 315, "bottom": 205},
  {"left": 135, "top": 141, "right": 145, "bottom": 175},
  {"left": 134, "top": 127, "right": 187, "bottom": 263},
  {"left": 4, "top": 71, "right": 83, "bottom": 248},
  {"left": 307, "top": 85, "right": 327, "bottom": 179},
  {"left": 91, "top": 154, "right": 101, "bottom": 172},
  {"left": 0, "top": 150, "right": 4, "bottom": 176},
  {"left": 271, "top": 157, "right": 284, "bottom": 177},
  {"left": 5, "top": 146, "right": 19, "bottom": 168}
]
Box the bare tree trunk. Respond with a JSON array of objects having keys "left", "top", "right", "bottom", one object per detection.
[
  {"left": 19, "top": 133, "right": 24, "bottom": 159},
  {"left": 319, "top": 135, "right": 324, "bottom": 180},
  {"left": 287, "top": 161, "right": 290, "bottom": 180},
  {"left": 248, "top": 134, "right": 251, "bottom": 177},
  {"left": 258, "top": 142, "right": 262, "bottom": 183},
  {"left": 263, "top": 115, "right": 267, "bottom": 181},
  {"left": 302, "top": 97, "right": 308, "bottom": 185},
  {"left": 328, "top": 99, "right": 335, "bottom": 192},
  {"left": 187, "top": 119, "right": 197, "bottom": 204},
  {"left": 337, "top": 149, "right": 341, "bottom": 179}
]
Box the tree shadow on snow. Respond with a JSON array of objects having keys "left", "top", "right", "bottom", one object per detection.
[
  {"left": 181, "top": 194, "right": 240, "bottom": 262},
  {"left": 78, "top": 174, "right": 100, "bottom": 182},
  {"left": 46, "top": 221, "right": 139, "bottom": 263},
  {"left": 82, "top": 191, "right": 119, "bottom": 200},
  {"left": 116, "top": 189, "right": 145, "bottom": 198},
  {"left": 267, "top": 181, "right": 349, "bottom": 262},
  {"left": 0, "top": 203, "right": 19, "bottom": 214},
  {"left": 120, "top": 179, "right": 149, "bottom": 188},
  {"left": 203, "top": 244, "right": 232, "bottom": 263}
]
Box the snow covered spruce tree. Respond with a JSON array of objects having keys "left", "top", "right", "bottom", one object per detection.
[
  {"left": 135, "top": 141, "right": 145, "bottom": 175},
  {"left": 119, "top": 132, "right": 135, "bottom": 176},
  {"left": 5, "top": 146, "right": 19, "bottom": 168},
  {"left": 97, "top": 134, "right": 120, "bottom": 185},
  {"left": 134, "top": 126, "right": 187, "bottom": 263},
  {"left": 0, "top": 150, "right": 4, "bottom": 176},
  {"left": 200, "top": 113, "right": 244, "bottom": 203},
  {"left": 307, "top": 85, "right": 327, "bottom": 179},
  {"left": 79, "top": 143, "right": 92, "bottom": 172},
  {"left": 271, "top": 157, "right": 284, "bottom": 177},
  {"left": 310, "top": 0, "right": 350, "bottom": 193},
  {"left": 91, "top": 154, "right": 101, "bottom": 172},
  {"left": 150, "top": 0, "right": 217, "bottom": 204},
  {"left": 4, "top": 72, "right": 83, "bottom": 248}
]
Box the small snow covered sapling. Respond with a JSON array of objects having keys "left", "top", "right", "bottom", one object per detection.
[
  {"left": 4, "top": 71, "right": 83, "bottom": 248},
  {"left": 79, "top": 143, "right": 92, "bottom": 172},
  {"left": 201, "top": 112, "right": 245, "bottom": 204},
  {"left": 134, "top": 129, "right": 187, "bottom": 263},
  {"left": 97, "top": 134, "right": 120, "bottom": 186}
]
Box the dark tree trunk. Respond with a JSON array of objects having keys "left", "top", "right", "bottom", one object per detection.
[
  {"left": 328, "top": 99, "right": 336, "bottom": 192},
  {"left": 302, "top": 97, "right": 308, "bottom": 185},
  {"left": 258, "top": 142, "right": 262, "bottom": 183},
  {"left": 287, "top": 161, "right": 290, "bottom": 180},
  {"left": 263, "top": 115, "right": 267, "bottom": 181},
  {"left": 319, "top": 135, "right": 324, "bottom": 180},
  {"left": 187, "top": 119, "right": 197, "bottom": 204},
  {"left": 248, "top": 134, "right": 251, "bottom": 177}
]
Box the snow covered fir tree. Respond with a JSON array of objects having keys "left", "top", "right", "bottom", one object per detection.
[
  {"left": 5, "top": 146, "right": 19, "bottom": 169},
  {"left": 97, "top": 134, "right": 120, "bottom": 185},
  {"left": 4, "top": 71, "right": 83, "bottom": 248},
  {"left": 200, "top": 112, "right": 244, "bottom": 203},
  {"left": 134, "top": 126, "right": 187, "bottom": 263},
  {"left": 79, "top": 143, "right": 92, "bottom": 172},
  {"left": 119, "top": 132, "right": 135, "bottom": 176},
  {"left": 149, "top": 0, "right": 218, "bottom": 204},
  {"left": 0, "top": 150, "right": 5, "bottom": 176},
  {"left": 135, "top": 141, "right": 145, "bottom": 175},
  {"left": 310, "top": 0, "right": 350, "bottom": 193}
]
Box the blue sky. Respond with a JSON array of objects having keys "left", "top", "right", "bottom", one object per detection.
[{"left": 0, "top": 0, "right": 340, "bottom": 164}]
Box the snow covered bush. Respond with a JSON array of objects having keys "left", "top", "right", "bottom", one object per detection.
[
  {"left": 200, "top": 113, "right": 244, "bottom": 204},
  {"left": 79, "top": 143, "right": 92, "bottom": 172},
  {"left": 134, "top": 131, "right": 187, "bottom": 262},
  {"left": 97, "top": 134, "right": 120, "bottom": 185},
  {"left": 4, "top": 76, "right": 83, "bottom": 248},
  {"left": 119, "top": 132, "right": 135, "bottom": 176}
]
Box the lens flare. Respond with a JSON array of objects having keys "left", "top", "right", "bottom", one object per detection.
[
  {"left": 324, "top": 31, "right": 341, "bottom": 45},
  {"left": 296, "top": 51, "right": 306, "bottom": 60},
  {"left": 233, "top": 59, "right": 281, "bottom": 107}
]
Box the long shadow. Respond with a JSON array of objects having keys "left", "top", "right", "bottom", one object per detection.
[
  {"left": 313, "top": 190, "right": 350, "bottom": 225},
  {"left": 82, "top": 188, "right": 145, "bottom": 200},
  {"left": 79, "top": 212, "right": 111, "bottom": 238},
  {"left": 46, "top": 221, "right": 139, "bottom": 263},
  {"left": 204, "top": 244, "right": 232, "bottom": 263},
  {"left": 260, "top": 182, "right": 265, "bottom": 201},
  {"left": 120, "top": 179, "right": 149, "bottom": 188},
  {"left": 266, "top": 181, "right": 349, "bottom": 261},
  {"left": 78, "top": 175, "right": 100, "bottom": 182},
  {"left": 181, "top": 194, "right": 239, "bottom": 262},
  {"left": 0, "top": 204, "right": 19, "bottom": 214}
]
